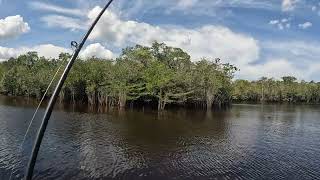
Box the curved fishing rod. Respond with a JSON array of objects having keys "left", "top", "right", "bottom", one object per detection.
[{"left": 24, "top": 0, "right": 114, "bottom": 179}]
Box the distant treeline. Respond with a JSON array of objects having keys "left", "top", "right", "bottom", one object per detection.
[
  {"left": 0, "top": 42, "right": 319, "bottom": 110},
  {"left": 233, "top": 77, "right": 320, "bottom": 103}
]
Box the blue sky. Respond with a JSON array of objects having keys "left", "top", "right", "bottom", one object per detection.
[{"left": 1, "top": 0, "right": 320, "bottom": 80}]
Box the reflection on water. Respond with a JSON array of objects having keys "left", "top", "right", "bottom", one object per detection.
[{"left": 0, "top": 96, "right": 320, "bottom": 179}]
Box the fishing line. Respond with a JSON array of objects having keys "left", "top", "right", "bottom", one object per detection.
[
  {"left": 25, "top": 1, "right": 114, "bottom": 179},
  {"left": 8, "top": 52, "right": 72, "bottom": 180}
]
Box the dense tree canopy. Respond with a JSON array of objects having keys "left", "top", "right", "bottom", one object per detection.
[{"left": 0, "top": 42, "right": 318, "bottom": 110}]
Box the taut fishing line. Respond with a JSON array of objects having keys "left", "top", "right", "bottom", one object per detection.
[
  {"left": 24, "top": 0, "right": 115, "bottom": 179},
  {"left": 8, "top": 52, "right": 73, "bottom": 180}
]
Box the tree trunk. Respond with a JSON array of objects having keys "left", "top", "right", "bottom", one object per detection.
[
  {"left": 158, "top": 98, "right": 161, "bottom": 110},
  {"left": 118, "top": 91, "right": 126, "bottom": 108},
  {"left": 98, "top": 92, "right": 104, "bottom": 106},
  {"left": 59, "top": 91, "right": 64, "bottom": 103},
  {"left": 158, "top": 95, "right": 167, "bottom": 110},
  {"left": 261, "top": 85, "right": 264, "bottom": 102},
  {"left": 206, "top": 91, "right": 214, "bottom": 110},
  {"left": 88, "top": 93, "right": 95, "bottom": 105},
  {"left": 105, "top": 96, "right": 108, "bottom": 107},
  {"left": 71, "top": 89, "right": 75, "bottom": 104},
  {"left": 158, "top": 100, "right": 166, "bottom": 110},
  {"left": 158, "top": 88, "right": 164, "bottom": 110}
]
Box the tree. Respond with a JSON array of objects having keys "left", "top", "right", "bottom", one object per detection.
[
  {"left": 144, "top": 60, "right": 173, "bottom": 110},
  {"left": 143, "top": 42, "right": 194, "bottom": 110},
  {"left": 192, "top": 58, "right": 236, "bottom": 109},
  {"left": 257, "top": 77, "right": 267, "bottom": 101},
  {"left": 281, "top": 76, "right": 297, "bottom": 102},
  {"left": 0, "top": 63, "right": 4, "bottom": 92}
]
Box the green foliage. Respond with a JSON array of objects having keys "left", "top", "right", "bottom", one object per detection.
[
  {"left": 0, "top": 42, "right": 238, "bottom": 110},
  {"left": 232, "top": 76, "right": 320, "bottom": 103},
  {"left": 1, "top": 52, "right": 59, "bottom": 98},
  {"left": 192, "top": 58, "right": 237, "bottom": 108},
  {"left": 3, "top": 42, "right": 317, "bottom": 108}
]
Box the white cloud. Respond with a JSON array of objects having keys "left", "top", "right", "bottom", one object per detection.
[
  {"left": 88, "top": 7, "right": 259, "bottom": 67},
  {"left": 247, "top": 41, "right": 320, "bottom": 81},
  {"left": 282, "top": 0, "right": 299, "bottom": 12},
  {"left": 41, "top": 15, "right": 85, "bottom": 31},
  {"left": 80, "top": 43, "right": 114, "bottom": 59},
  {"left": 269, "top": 18, "right": 291, "bottom": 30},
  {"left": 239, "top": 59, "right": 304, "bottom": 80},
  {"left": 0, "top": 47, "right": 16, "bottom": 61},
  {"left": 0, "top": 15, "right": 30, "bottom": 40},
  {"left": 269, "top": 20, "right": 279, "bottom": 25},
  {"left": 31, "top": 44, "right": 72, "bottom": 58},
  {"left": 285, "top": 23, "right": 291, "bottom": 29},
  {"left": 29, "top": 1, "right": 84, "bottom": 16},
  {"left": 0, "top": 44, "right": 71, "bottom": 61},
  {"left": 176, "top": 0, "right": 198, "bottom": 9},
  {"left": 263, "top": 41, "right": 320, "bottom": 63},
  {"left": 310, "top": 2, "right": 320, "bottom": 15},
  {"left": 0, "top": 43, "right": 114, "bottom": 61},
  {"left": 298, "top": 22, "right": 312, "bottom": 29}
]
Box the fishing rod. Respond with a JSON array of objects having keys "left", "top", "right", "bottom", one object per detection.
[{"left": 24, "top": 0, "right": 114, "bottom": 179}]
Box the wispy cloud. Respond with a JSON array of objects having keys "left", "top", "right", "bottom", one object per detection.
[
  {"left": 108, "top": 0, "right": 277, "bottom": 19},
  {"left": 269, "top": 18, "right": 291, "bottom": 30},
  {"left": 282, "top": 0, "right": 299, "bottom": 12},
  {"left": 176, "top": 0, "right": 198, "bottom": 9},
  {"left": 29, "top": 1, "right": 84, "bottom": 16},
  {"left": 298, "top": 22, "right": 312, "bottom": 29},
  {"left": 257, "top": 40, "right": 320, "bottom": 80},
  {"left": 40, "top": 15, "right": 86, "bottom": 31}
]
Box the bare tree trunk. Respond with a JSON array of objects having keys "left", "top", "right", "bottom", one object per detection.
[
  {"left": 97, "top": 92, "right": 104, "bottom": 106},
  {"left": 158, "top": 98, "right": 161, "bottom": 110},
  {"left": 59, "top": 91, "right": 64, "bottom": 103},
  {"left": 261, "top": 85, "right": 264, "bottom": 102},
  {"left": 206, "top": 91, "right": 214, "bottom": 110},
  {"left": 158, "top": 97, "right": 167, "bottom": 110},
  {"left": 105, "top": 96, "right": 108, "bottom": 107},
  {"left": 119, "top": 92, "right": 126, "bottom": 108},
  {"left": 88, "top": 93, "right": 95, "bottom": 105},
  {"left": 71, "top": 88, "right": 75, "bottom": 104}
]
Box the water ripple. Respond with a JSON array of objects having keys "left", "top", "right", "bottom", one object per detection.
[{"left": 0, "top": 101, "right": 320, "bottom": 179}]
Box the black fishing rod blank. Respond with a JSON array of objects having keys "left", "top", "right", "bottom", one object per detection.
[{"left": 24, "top": 0, "right": 114, "bottom": 179}]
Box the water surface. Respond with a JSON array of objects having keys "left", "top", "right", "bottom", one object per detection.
[{"left": 1, "top": 96, "right": 320, "bottom": 179}]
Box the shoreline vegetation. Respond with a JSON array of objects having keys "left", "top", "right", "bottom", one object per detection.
[{"left": 1, "top": 42, "right": 320, "bottom": 110}]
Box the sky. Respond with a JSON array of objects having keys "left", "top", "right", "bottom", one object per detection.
[{"left": 0, "top": 0, "right": 320, "bottom": 81}]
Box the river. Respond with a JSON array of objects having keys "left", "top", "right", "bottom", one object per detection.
[{"left": 0, "top": 96, "right": 320, "bottom": 179}]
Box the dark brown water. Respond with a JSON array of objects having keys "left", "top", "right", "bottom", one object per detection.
[{"left": 1, "top": 96, "right": 320, "bottom": 180}]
